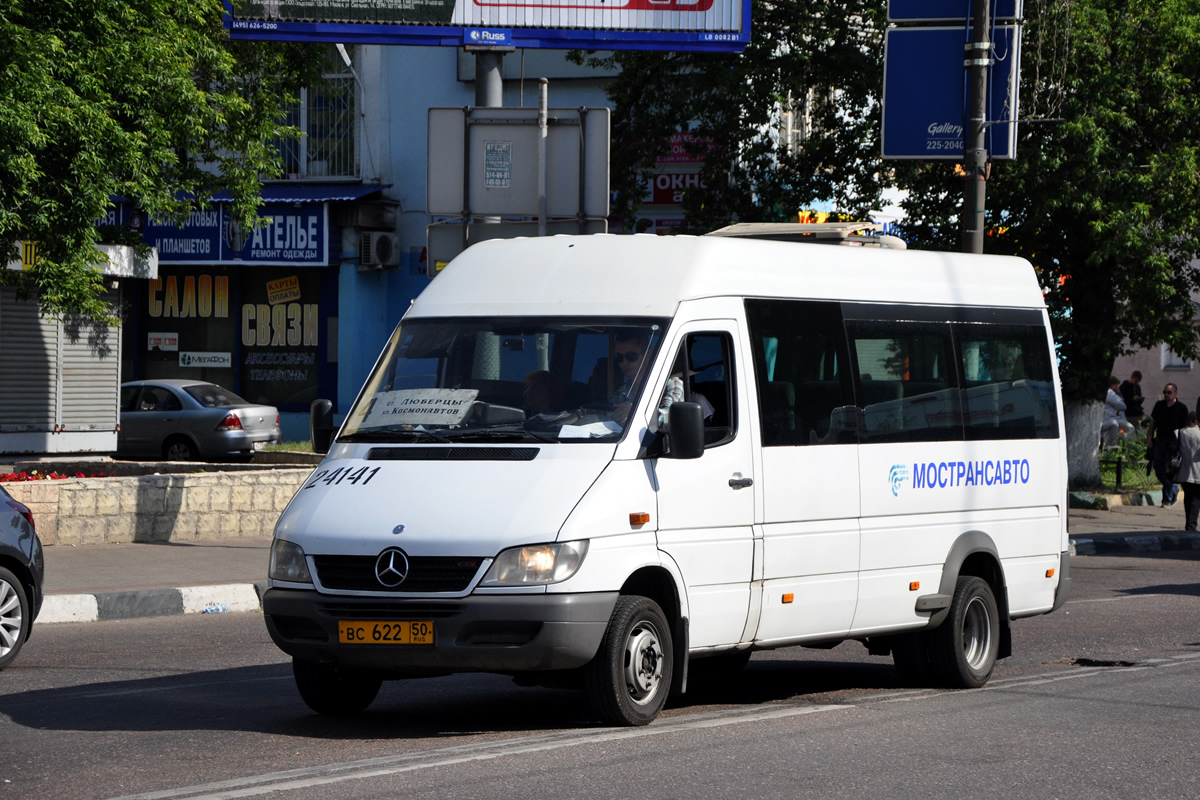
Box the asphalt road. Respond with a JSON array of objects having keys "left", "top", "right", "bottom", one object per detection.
[{"left": 2, "top": 550, "right": 1199, "bottom": 799}]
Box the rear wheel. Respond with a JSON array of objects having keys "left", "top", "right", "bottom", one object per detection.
[
  {"left": 929, "top": 576, "right": 1000, "bottom": 688},
  {"left": 292, "top": 659, "right": 382, "bottom": 715},
  {"left": 163, "top": 436, "right": 197, "bottom": 461},
  {"left": 0, "top": 567, "right": 31, "bottom": 671},
  {"left": 585, "top": 596, "right": 673, "bottom": 726}
]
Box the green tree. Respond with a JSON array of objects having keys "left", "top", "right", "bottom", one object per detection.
[
  {"left": 0, "top": 0, "right": 320, "bottom": 321},
  {"left": 577, "top": 0, "right": 890, "bottom": 232},
  {"left": 897, "top": 0, "right": 1200, "bottom": 404}
]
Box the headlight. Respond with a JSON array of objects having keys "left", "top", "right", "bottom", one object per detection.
[
  {"left": 269, "top": 538, "right": 312, "bottom": 583},
  {"left": 480, "top": 541, "right": 589, "bottom": 586}
]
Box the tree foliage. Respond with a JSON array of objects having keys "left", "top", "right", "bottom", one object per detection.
[
  {"left": 0, "top": 0, "right": 321, "bottom": 321},
  {"left": 577, "top": 0, "right": 890, "bottom": 232},
  {"left": 892, "top": 0, "right": 1200, "bottom": 402},
  {"left": 595, "top": 0, "right": 1200, "bottom": 406}
]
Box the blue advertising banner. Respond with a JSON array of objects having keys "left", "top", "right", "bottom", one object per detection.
[
  {"left": 135, "top": 203, "right": 331, "bottom": 266},
  {"left": 888, "top": 0, "right": 1021, "bottom": 21},
  {"left": 223, "top": 0, "right": 751, "bottom": 52},
  {"left": 881, "top": 25, "right": 1020, "bottom": 160}
]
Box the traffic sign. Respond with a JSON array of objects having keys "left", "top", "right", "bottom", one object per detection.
[
  {"left": 881, "top": 25, "right": 1021, "bottom": 160},
  {"left": 888, "top": 0, "right": 1021, "bottom": 22}
]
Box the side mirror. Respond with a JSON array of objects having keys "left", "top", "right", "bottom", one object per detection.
[
  {"left": 667, "top": 401, "right": 705, "bottom": 459},
  {"left": 310, "top": 399, "right": 335, "bottom": 455}
]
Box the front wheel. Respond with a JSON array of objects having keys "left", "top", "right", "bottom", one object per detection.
[
  {"left": 929, "top": 576, "right": 1000, "bottom": 688},
  {"left": 585, "top": 596, "right": 673, "bottom": 726},
  {"left": 0, "top": 567, "right": 31, "bottom": 671},
  {"left": 292, "top": 659, "right": 382, "bottom": 715}
]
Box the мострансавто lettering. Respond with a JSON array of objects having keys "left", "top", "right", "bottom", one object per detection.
[{"left": 911, "top": 459, "right": 1031, "bottom": 489}]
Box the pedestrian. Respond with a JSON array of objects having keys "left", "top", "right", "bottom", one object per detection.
[
  {"left": 1146, "top": 382, "right": 1189, "bottom": 507},
  {"left": 1178, "top": 412, "right": 1200, "bottom": 531},
  {"left": 1101, "top": 375, "right": 1127, "bottom": 448},
  {"left": 1119, "top": 370, "right": 1145, "bottom": 423}
]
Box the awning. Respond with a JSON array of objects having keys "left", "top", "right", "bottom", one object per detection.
[
  {"left": 208, "top": 183, "right": 392, "bottom": 204},
  {"left": 111, "top": 183, "right": 392, "bottom": 205}
]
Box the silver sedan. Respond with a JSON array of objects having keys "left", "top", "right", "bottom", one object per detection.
[{"left": 118, "top": 380, "right": 282, "bottom": 461}]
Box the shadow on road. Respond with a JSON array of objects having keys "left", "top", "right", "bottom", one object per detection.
[{"left": 0, "top": 655, "right": 906, "bottom": 738}]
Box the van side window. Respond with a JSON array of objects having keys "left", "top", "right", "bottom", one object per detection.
[
  {"left": 662, "top": 332, "right": 737, "bottom": 447},
  {"left": 846, "top": 320, "right": 962, "bottom": 443},
  {"left": 957, "top": 323, "right": 1059, "bottom": 439},
  {"left": 744, "top": 299, "right": 855, "bottom": 446}
]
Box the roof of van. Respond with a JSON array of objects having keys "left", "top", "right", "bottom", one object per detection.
[{"left": 408, "top": 234, "right": 1046, "bottom": 319}]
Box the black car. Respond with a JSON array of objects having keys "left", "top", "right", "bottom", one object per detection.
[{"left": 0, "top": 485, "right": 43, "bottom": 670}]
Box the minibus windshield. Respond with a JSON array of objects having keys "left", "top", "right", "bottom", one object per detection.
[{"left": 340, "top": 317, "right": 668, "bottom": 444}]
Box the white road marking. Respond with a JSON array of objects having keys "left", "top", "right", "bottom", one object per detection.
[{"left": 105, "top": 654, "right": 1200, "bottom": 800}]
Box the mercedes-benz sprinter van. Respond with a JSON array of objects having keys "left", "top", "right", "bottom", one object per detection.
[{"left": 263, "top": 232, "right": 1069, "bottom": 726}]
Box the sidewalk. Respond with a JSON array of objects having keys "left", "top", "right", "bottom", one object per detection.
[
  {"left": 38, "top": 536, "right": 272, "bottom": 625},
  {"left": 34, "top": 499, "right": 1200, "bottom": 626}
]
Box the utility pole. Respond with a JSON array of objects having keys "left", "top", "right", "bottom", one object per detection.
[{"left": 962, "top": 0, "right": 991, "bottom": 254}]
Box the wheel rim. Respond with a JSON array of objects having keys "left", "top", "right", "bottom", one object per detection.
[
  {"left": 0, "top": 579, "right": 23, "bottom": 657},
  {"left": 166, "top": 442, "right": 192, "bottom": 460},
  {"left": 961, "top": 595, "right": 993, "bottom": 671},
  {"left": 623, "top": 619, "right": 665, "bottom": 706}
]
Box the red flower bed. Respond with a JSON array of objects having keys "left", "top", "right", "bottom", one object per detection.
[{"left": 0, "top": 470, "right": 107, "bottom": 482}]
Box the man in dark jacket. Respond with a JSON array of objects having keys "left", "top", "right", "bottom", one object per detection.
[
  {"left": 1119, "top": 371, "right": 1145, "bottom": 423},
  {"left": 1146, "top": 383, "right": 1189, "bottom": 506}
]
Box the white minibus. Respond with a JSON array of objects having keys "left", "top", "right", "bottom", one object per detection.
[{"left": 264, "top": 232, "right": 1070, "bottom": 726}]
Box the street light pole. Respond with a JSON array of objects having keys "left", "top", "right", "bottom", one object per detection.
[{"left": 962, "top": 0, "right": 991, "bottom": 254}]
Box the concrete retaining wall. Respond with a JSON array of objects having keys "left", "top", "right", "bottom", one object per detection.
[{"left": 4, "top": 468, "right": 313, "bottom": 546}]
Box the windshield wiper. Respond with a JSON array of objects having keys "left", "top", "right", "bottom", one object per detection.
[{"left": 440, "top": 427, "right": 555, "bottom": 443}]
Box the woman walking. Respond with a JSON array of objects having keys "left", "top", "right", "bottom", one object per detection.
[{"left": 1176, "top": 412, "right": 1200, "bottom": 532}]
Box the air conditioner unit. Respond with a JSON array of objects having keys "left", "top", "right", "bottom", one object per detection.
[{"left": 359, "top": 232, "right": 402, "bottom": 269}]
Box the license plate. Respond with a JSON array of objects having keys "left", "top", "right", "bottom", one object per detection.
[
  {"left": 253, "top": 441, "right": 266, "bottom": 451},
  {"left": 338, "top": 620, "right": 435, "bottom": 645}
]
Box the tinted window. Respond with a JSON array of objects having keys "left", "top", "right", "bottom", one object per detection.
[
  {"left": 957, "top": 323, "right": 1059, "bottom": 439},
  {"left": 847, "top": 320, "right": 962, "bottom": 443},
  {"left": 745, "top": 299, "right": 854, "bottom": 446},
  {"left": 183, "top": 384, "right": 248, "bottom": 407},
  {"left": 137, "top": 386, "right": 182, "bottom": 412},
  {"left": 120, "top": 386, "right": 141, "bottom": 413}
]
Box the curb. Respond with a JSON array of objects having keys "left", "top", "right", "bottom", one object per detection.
[
  {"left": 1068, "top": 490, "right": 1161, "bottom": 510},
  {"left": 36, "top": 582, "right": 266, "bottom": 625},
  {"left": 1070, "top": 533, "right": 1200, "bottom": 556}
]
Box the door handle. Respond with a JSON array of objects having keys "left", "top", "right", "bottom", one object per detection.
[{"left": 728, "top": 476, "right": 753, "bottom": 489}]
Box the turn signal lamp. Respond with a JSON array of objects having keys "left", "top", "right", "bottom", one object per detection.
[
  {"left": 1046, "top": 568, "right": 1056, "bottom": 578},
  {"left": 909, "top": 581, "right": 920, "bottom": 591},
  {"left": 782, "top": 593, "right": 794, "bottom": 604},
  {"left": 629, "top": 512, "right": 650, "bottom": 527}
]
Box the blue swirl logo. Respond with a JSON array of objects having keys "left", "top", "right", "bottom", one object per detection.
[{"left": 889, "top": 464, "right": 909, "bottom": 496}]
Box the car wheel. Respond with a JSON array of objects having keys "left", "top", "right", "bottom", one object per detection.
[
  {"left": 0, "top": 567, "right": 31, "bottom": 671},
  {"left": 585, "top": 595, "right": 673, "bottom": 726},
  {"left": 929, "top": 576, "right": 1000, "bottom": 688},
  {"left": 292, "top": 659, "right": 382, "bottom": 715},
  {"left": 163, "top": 437, "right": 197, "bottom": 461}
]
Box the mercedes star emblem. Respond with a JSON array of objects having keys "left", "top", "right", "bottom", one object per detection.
[{"left": 374, "top": 548, "right": 410, "bottom": 588}]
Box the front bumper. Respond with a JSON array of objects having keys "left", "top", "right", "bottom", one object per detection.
[{"left": 263, "top": 588, "right": 619, "bottom": 675}]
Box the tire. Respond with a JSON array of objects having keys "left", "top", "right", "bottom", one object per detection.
[
  {"left": 928, "top": 576, "right": 1000, "bottom": 688},
  {"left": 0, "top": 567, "right": 31, "bottom": 671},
  {"left": 292, "top": 659, "right": 382, "bottom": 715},
  {"left": 163, "top": 437, "right": 198, "bottom": 462},
  {"left": 585, "top": 596, "right": 673, "bottom": 726},
  {"left": 891, "top": 630, "right": 936, "bottom": 687}
]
